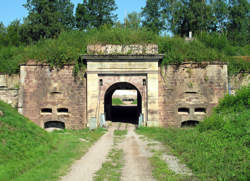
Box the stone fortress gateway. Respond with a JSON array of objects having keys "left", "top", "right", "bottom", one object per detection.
[{"left": 0, "top": 44, "right": 233, "bottom": 129}]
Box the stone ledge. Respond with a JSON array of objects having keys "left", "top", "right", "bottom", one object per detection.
[
  {"left": 164, "top": 61, "right": 227, "bottom": 66},
  {"left": 82, "top": 55, "right": 164, "bottom": 62}
]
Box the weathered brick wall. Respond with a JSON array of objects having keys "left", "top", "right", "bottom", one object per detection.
[
  {"left": 18, "top": 65, "right": 87, "bottom": 129},
  {"left": 0, "top": 74, "right": 19, "bottom": 107},
  {"left": 158, "top": 63, "right": 228, "bottom": 127}
]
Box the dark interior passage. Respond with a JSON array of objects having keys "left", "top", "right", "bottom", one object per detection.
[
  {"left": 44, "top": 121, "right": 65, "bottom": 129},
  {"left": 104, "top": 82, "right": 142, "bottom": 124},
  {"left": 110, "top": 106, "right": 140, "bottom": 124},
  {"left": 181, "top": 120, "right": 199, "bottom": 127}
]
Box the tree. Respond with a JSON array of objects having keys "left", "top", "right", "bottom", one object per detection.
[
  {"left": 141, "top": 0, "right": 165, "bottom": 34},
  {"left": 210, "top": 0, "right": 229, "bottom": 32},
  {"left": 124, "top": 12, "right": 141, "bottom": 30},
  {"left": 227, "top": 0, "right": 250, "bottom": 45},
  {"left": 75, "top": 0, "right": 90, "bottom": 30},
  {"left": 0, "top": 22, "right": 8, "bottom": 47},
  {"left": 75, "top": 0, "right": 117, "bottom": 30},
  {"left": 24, "top": 0, "right": 74, "bottom": 41},
  {"left": 161, "top": 0, "right": 213, "bottom": 36},
  {"left": 0, "top": 20, "right": 26, "bottom": 47},
  {"left": 6, "top": 20, "right": 23, "bottom": 46},
  {"left": 57, "top": 0, "right": 75, "bottom": 30}
]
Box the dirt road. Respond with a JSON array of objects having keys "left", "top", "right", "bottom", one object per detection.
[
  {"left": 120, "top": 125, "right": 155, "bottom": 181},
  {"left": 60, "top": 127, "right": 114, "bottom": 181}
]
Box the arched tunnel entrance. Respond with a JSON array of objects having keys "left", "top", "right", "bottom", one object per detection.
[{"left": 104, "top": 82, "right": 142, "bottom": 124}]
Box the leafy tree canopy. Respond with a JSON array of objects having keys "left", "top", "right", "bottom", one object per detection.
[
  {"left": 227, "top": 0, "right": 250, "bottom": 46},
  {"left": 124, "top": 12, "right": 142, "bottom": 30},
  {"left": 141, "top": 0, "right": 250, "bottom": 45},
  {"left": 75, "top": 0, "right": 117, "bottom": 30},
  {"left": 141, "top": 0, "right": 165, "bottom": 34},
  {"left": 23, "top": 0, "right": 74, "bottom": 41},
  {"left": 161, "top": 0, "right": 213, "bottom": 36}
]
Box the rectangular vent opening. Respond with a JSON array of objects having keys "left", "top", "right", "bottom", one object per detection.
[
  {"left": 185, "top": 91, "right": 197, "bottom": 94},
  {"left": 51, "top": 91, "right": 62, "bottom": 94},
  {"left": 41, "top": 108, "right": 52, "bottom": 113},
  {"left": 57, "top": 108, "right": 69, "bottom": 113},
  {"left": 195, "top": 108, "right": 206, "bottom": 114},
  {"left": 178, "top": 108, "right": 189, "bottom": 114}
]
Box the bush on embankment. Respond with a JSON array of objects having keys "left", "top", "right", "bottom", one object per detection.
[
  {"left": 0, "top": 101, "right": 104, "bottom": 181},
  {"left": 137, "top": 86, "right": 250, "bottom": 180},
  {"left": 0, "top": 26, "right": 249, "bottom": 75}
]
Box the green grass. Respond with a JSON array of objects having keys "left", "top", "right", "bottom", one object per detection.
[
  {"left": 0, "top": 101, "right": 105, "bottom": 181},
  {"left": 94, "top": 128, "right": 127, "bottom": 181},
  {"left": 94, "top": 148, "right": 124, "bottom": 181},
  {"left": 114, "top": 129, "right": 128, "bottom": 137},
  {"left": 112, "top": 98, "right": 123, "bottom": 105},
  {"left": 137, "top": 86, "right": 250, "bottom": 181},
  {"left": 150, "top": 151, "right": 192, "bottom": 181}
]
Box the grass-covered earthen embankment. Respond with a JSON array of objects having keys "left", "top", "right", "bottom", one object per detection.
[{"left": 0, "top": 101, "right": 105, "bottom": 181}]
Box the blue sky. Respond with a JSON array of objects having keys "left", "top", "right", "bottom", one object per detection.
[{"left": 0, "top": 0, "right": 146, "bottom": 26}]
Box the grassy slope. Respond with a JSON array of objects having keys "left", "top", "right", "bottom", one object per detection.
[
  {"left": 137, "top": 86, "right": 250, "bottom": 181},
  {"left": 0, "top": 27, "right": 249, "bottom": 75},
  {"left": 0, "top": 101, "right": 105, "bottom": 181}
]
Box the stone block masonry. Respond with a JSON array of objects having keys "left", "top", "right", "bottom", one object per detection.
[
  {"left": 158, "top": 63, "right": 228, "bottom": 127},
  {"left": 18, "top": 64, "right": 87, "bottom": 129},
  {"left": 229, "top": 73, "right": 249, "bottom": 95},
  {"left": 0, "top": 74, "right": 19, "bottom": 107}
]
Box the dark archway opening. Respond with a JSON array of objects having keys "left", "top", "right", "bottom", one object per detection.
[
  {"left": 181, "top": 120, "right": 199, "bottom": 127},
  {"left": 44, "top": 121, "right": 65, "bottom": 129},
  {"left": 104, "top": 82, "right": 142, "bottom": 124}
]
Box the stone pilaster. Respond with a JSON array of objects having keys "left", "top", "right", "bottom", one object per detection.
[{"left": 147, "top": 73, "right": 159, "bottom": 126}]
